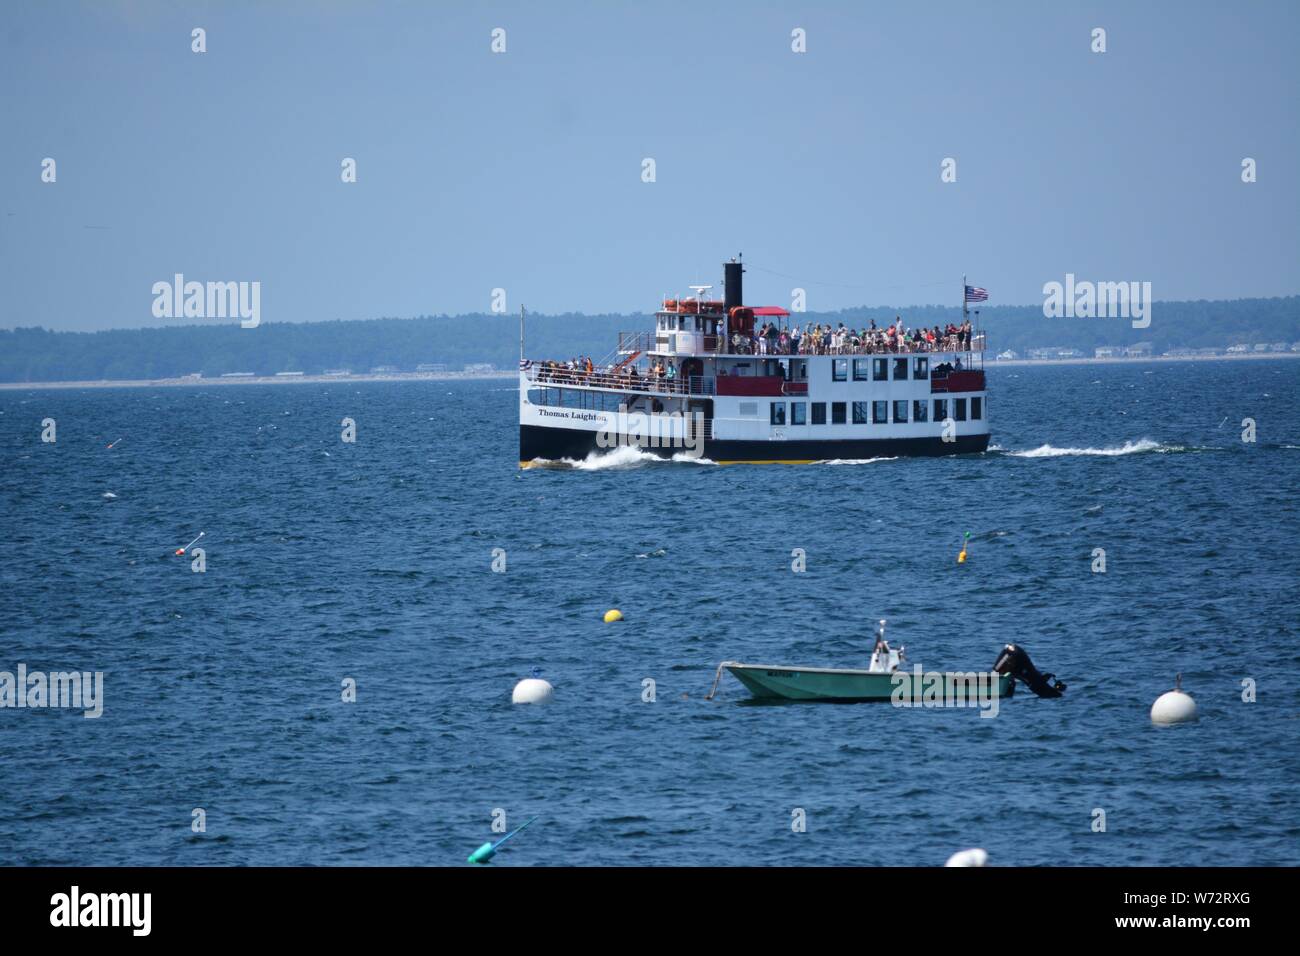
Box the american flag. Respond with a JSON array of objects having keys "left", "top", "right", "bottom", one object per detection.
[
  {"left": 518, "top": 359, "right": 532, "bottom": 370},
  {"left": 964, "top": 285, "right": 988, "bottom": 303}
]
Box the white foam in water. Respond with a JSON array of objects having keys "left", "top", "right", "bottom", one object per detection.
[
  {"left": 814, "top": 457, "right": 899, "bottom": 466},
  {"left": 535, "top": 446, "right": 716, "bottom": 471},
  {"left": 1008, "top": 438, "right": 1166, "bottom": 458}
]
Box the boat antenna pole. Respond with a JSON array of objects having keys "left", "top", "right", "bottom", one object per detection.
[
  {"left": 962, "top": 273, "right": 968, "bottom": 355},
  {"left": 520, "top": 304, "right": 525, "bottom": 364}
]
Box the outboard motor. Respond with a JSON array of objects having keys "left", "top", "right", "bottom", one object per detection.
[{"left": 993, "top": 644, "right": 1066, "bottom": 698}]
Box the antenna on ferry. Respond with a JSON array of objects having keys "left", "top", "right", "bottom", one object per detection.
[{"left": 519, "top": 304, "right": 525, "bottom": 364}]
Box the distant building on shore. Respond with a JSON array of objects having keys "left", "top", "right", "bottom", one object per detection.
[
  {"left": 370, "top": 365, "right": 399, "bottom": 373},
  {"left": 323, "top": 369, "right": 351, "bottom": 376},
  {"left": 220, "top": 372, "right": 255, "bottom": 378},
  {"left": 463, "top": 363, "right": 496, "bottom": 373},
  {"left": 996, "top": 350, "right": 1018, "bottom": 361},
  {"left": 1095, "top": 346, "right": 1120, "bottom": 358},
  {"left": 416, "top": 363, "right": 448, "bottom": 372},
  {"left": 275, "top": 371, "right": 304, "bottom": 377}
]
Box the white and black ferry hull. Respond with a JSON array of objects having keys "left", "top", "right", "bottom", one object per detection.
[{"left": 520, "top": 422, "right": 989, "bottom": 465}]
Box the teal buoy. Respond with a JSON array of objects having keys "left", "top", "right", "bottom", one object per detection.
[
  {"left": 466, "top": 815, "right": 539, "bottom": 865},
  {"left": 466, "top": 841, "right": 496, "bottom": 865}
]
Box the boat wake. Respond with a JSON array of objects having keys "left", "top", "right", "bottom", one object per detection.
[
  {"left": 1002, "top": 438, "right": 1174, "bottom": 458},
  {"left": 527, "top": 446, "right": 717, "bottom": 471},
  {"left": 813, "top": 457, "right": 900, "bottom": 466}
]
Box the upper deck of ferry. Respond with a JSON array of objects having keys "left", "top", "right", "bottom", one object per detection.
[{"left": 520, "top": 259, "right": 986, "bottom": 399}]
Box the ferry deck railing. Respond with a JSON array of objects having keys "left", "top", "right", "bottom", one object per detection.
[
  {"left": 526, "top": 365, "right": 715, "bottom": 397},
  {"left": 619, "top": 330, "right": 986, "bottom": 362}
]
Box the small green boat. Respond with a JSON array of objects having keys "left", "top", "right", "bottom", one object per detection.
[{"left": 710, "top": 621, "right": 1058, "bottom": 705}]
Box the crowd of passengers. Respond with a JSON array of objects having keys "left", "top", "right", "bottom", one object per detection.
[
  {"left": 534, "top": 357, "right": 684, "bottom": 389},
  {"left": 735, "top": 317, "right": 975, "bottom": 355}
]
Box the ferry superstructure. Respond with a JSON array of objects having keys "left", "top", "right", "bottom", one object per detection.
[{"left": 519, "top": 259, "right": 990, "bottom": 465}]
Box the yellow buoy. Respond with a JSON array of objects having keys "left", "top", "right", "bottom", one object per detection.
[
  {"left": 957, "top": 550, "right": 967, "bottom": 564},
  {"left": 603, "top": 609, "right": 623, "bottom": 623}
]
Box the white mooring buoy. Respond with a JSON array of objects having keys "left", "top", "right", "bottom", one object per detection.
[
  {"left": 1151, "top": 673, "right": 1197, "bottom": 725},
  {"left": 945, "top": 848, "right": 989, "bottom": 867},
  {"left": 512, "top": 668, "right": 554, "bottom": 705}
]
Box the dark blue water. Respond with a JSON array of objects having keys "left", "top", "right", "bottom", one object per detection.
[{"left": 2, "top": 360, "right": 1297, "bottom": 866}]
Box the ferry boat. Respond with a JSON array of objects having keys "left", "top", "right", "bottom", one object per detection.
[{"left": 519, "top": 258, "right": 990, "bottom": 466}]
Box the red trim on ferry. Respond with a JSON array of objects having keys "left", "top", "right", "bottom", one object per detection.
[
  {"left": 716, "top": 375, "right": 787, "bottom": 397},
  {"left": 931, "top": 370, "right": 985, "bottom": 393},
  {"left": 751, "top": 306, "right": 791, "bottom": 317}
]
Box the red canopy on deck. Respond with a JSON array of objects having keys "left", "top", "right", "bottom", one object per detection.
[{"left": 751, "top": 306, "right": 790, "bottom": 317}]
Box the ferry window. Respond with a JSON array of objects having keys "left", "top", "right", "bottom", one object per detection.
[
  {"left": 853, "top": 359, "right": 870, "bottom": 381},
  {"left": 893, "top": 400, "right": 909, "bottom": 423},
  {"left": 872, "top": 400, "right": 888, "bottom": 424},
  {"left": 831, "top": 402, "right": 847, "bottom": 425},
  {"left": 739, "top": 401, "right": 758, "bottom": 417},
  {"left": 914, "top": 357, "right": 928, "bottom": 380},
  {"left": 934, "top": 398, "right": 949, "bottom": 421},
  {"left": 832, "top": 359, "right": 848, "bottom": 382},
  {"left": 893, "top": 357, "right": 909, "bottom": 380},
  {"left": 852, "top": 401, "right": 869, "bottom": 425},
  {"left": 791, "top": 402, "right": 807, "bottom": 426},
  {"left": 873, "top": 358, "right": 888, "bottom": 381},
  {"left": 913, "top": 400, "right": 928, "bottom": 422},
  {"left": 770, "top": 402, "right": 787, "bottom": 426},
  {"left": 971, "top": 397, "right": 983, "bottom": 420},
  {"left": 954, "top": 398, "right": 968, "bottom": 421},
  {"left": 527, "top": 388, "right": 545, "bottom": 405},
  {"left": 811, "top": 402, "right": 826, "bottom": 425}
]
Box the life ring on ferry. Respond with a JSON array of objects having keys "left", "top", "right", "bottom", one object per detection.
[
  {"left": 679, "top": 298, "right": 699, "bottom": 314},
  {"left": 663, "top": 299, "right": 678, "bottom": 311}
]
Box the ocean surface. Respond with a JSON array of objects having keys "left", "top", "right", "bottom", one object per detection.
[{"left": 1, "top": 359, "right": 1298, "bottom": 867}]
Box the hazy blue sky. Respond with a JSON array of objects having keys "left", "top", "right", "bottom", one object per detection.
[{"left": 2, "top": 0, "right": 1297, "bottom": 331}]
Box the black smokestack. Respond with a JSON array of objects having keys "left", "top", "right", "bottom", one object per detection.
[{"left": 724, "top": 258, "right": 744, "bottom": 313}]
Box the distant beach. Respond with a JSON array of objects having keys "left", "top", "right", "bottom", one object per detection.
[
  {"left": 0, "top": 370, "right": 519, "bottom": 390},
  {"left": 988, "top": 351, "right": 1300, "bottom": 369}
]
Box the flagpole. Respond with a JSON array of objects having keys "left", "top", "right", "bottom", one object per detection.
[
  {"left": 962, "top": 274, "right": 968, "bottom": 324},
  {"left": 520, "top": 305, "right": 525, "bottom": 364}
]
